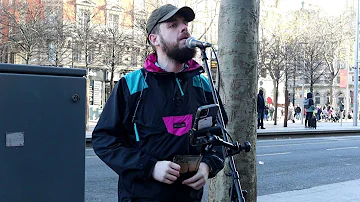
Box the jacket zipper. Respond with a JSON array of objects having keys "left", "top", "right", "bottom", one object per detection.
[{"left": 175, "top": 77, "right": 184, "bottom": 96}]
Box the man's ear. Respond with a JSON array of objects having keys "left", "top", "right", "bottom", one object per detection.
[{"left": 148, "top": 34, "right": 160, "bottom": 46}]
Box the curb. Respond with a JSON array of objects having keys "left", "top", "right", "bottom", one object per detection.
[{"left": 257, "top": 129, "right": 360, "bottom": 136}]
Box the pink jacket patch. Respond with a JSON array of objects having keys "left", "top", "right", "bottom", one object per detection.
[{"left": 162, "top": 114, "right": 193, "bottom": 136}]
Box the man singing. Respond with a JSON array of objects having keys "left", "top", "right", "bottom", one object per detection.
[{"left": 92, "top": 4, "right": 227, "bottom": 202}]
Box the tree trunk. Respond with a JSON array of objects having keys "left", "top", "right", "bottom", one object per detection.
[
  {"left": 274, "top": 81, "right": 279, "bottom": 125},
  {"left": 284, "top": 89, "right": 288, "bottom": 127},
  {"left": 284, "top": 70, "right": 288, "bottom": 127},
  {"left": 111, "top": 43, "right": 116, "bottom": 91},
  {"left": 329, "top": 78, "right": 334, "bottom": 105},
  {"left": 208, "top": 1, "right": 259, "bottom": 202},
  {"left": 26, "top": 52, "right": 30, "bottom": 64},
  {"left": 85, "top": 77, "right": 89, "bottom": 130},
  {"left": 110, "top": 69, "right": 114, "bottom": 92},
  {"left": 292, "top": 73, "right": 296, "bottom": 106}
]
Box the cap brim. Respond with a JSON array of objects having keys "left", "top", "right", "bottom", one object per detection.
[{"left": 159, "top": 6, "right": 195, "bottom": 23}]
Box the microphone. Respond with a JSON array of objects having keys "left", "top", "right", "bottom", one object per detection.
[{"left": 186, "top": 37, "right": 212, "bottom": 49}]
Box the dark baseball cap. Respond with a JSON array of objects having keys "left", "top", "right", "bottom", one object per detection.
[{"left": 146, "top": 4, "right": 195, "bottom": 37}]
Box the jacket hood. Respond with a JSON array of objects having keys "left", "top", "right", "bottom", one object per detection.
[{"left": 143, "top": 53, "right": 202, "bottom": 73}]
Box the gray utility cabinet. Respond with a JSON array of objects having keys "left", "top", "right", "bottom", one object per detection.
[{"left": 0, "top": 64, "right": 86, "bottom": 202}]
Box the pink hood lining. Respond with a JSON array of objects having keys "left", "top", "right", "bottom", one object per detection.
[{"left": 143, "top": 53, "right": 202, "bottom": 73}]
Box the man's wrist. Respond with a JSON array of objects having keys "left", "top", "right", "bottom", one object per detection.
[{"left": 200, "top": 162, "right": 211, "bottom": 174}]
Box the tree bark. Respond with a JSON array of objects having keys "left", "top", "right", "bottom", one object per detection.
[
  {"left": 330, "top": 78, "right": 334, "bottom": 105},
  {"left": 111, "top": 42, "right": 116, "bottom": 92},
  {"left": 85, "top": 78, "right": 89, "bottom": 130},
  {"left": 284, "top": 89, "right": 289, "bottom": 127},
  {"left": 284, "top": 70, "right": 289, "bottom": 127},
  {"left": 208, "top": 1, "right": 259, "bottom": 202},
  {"left": 274, "top": 81, "right": 279, "bottom": 125}
]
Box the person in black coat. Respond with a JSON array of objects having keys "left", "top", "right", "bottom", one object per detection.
[{"left": 257, "top": 89, "right": 266, "bottom": 129}]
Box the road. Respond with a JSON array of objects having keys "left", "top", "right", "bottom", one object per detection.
[
  {"left": 257, "top": 135, "right": 360, "bottom": 196},
  {"left": 85, "top": 134, "right": 360, "bottom": 201},
  {"left": 86, "top": 149, "right": 118, "bottom": 202}
]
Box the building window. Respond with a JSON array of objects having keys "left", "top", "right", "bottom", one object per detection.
[
  {"left": 74, "top": 43, "right": 82, "bottom": 62},
  {"left": 326, "top": 93, "right": 330, "bottom": 105},
  {"left": 315, "top": 93, "right": 320, "bottom": 105},
  {"left": 48, "top": 41, "right": 56, "bottom": 62},
  {"left": 79, "top": 9, "right": 91, "bottom": 28},
  {"left": 260, "top": 68, "right": 266, "bottom": 78},
  {"left": 108, "top": 14, "right": 119, "bottom": 31},
  {"left": 134, "top": 0, "right": 144, "bottom": 7},
  {"left": 131, "top": 47, "right": 139, "bottom": 67},
  {"left": 88, "top": 49, "right": 94, "bottom": 64},
  {"left": 9, "top": 52, "right": 15, "bottom": 63},
  {"left": 338, "top": 93, "right": 344, "bottom": 105}
]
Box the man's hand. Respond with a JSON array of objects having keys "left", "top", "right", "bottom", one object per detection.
[
  {"left": 182, "top": 162, "right": 209, "bottom": 190},
  {"left": 152, "top": 161, "right": 180, "bottom": 184}
]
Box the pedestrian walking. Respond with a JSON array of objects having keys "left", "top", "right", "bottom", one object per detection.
[
  {"left": 257, "top": 89, "right": 266, "bottom": 129},
  {"left": 304, "top": 92, "right": 315, "bottom": 127}
]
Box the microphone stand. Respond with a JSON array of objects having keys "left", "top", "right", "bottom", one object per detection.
[{"left": 199, "top": 47, "right": 250, "bottom": 202}]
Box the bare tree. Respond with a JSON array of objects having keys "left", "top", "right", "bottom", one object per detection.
[
  {"left": 0, "top": 1, "right": 47, "bottom": 64},
  {"left": 70, "top": 8, "right": 103, "bottom": 69},
  {"left": 39, "top": 2, "right": 73, "bottom": 66},
  {"left": 133, "top": 8, "right": 152, "bottom": 63},
  {"left": 100, "top": 27, "right": 131, "bottom": 91},
  {"left": 263, "top": 37, "right": 286, "bottom": 125},
  {"left": 191, "top": 0, "right": 221, "bottom": 42},
  {"left": 319, "top": 14, "right": 353, "bottom": 105},
  {"left": 300, "top": 40, "right": 327, "bottom": 93}
]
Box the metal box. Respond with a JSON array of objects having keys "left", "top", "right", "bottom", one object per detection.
[{"left": 0, "top": 64, "right": 86, "bottom": 202}]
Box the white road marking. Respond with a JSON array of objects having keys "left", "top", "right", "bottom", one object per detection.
[
  {"left": 258, "top": 139, "right": 360, "bottom": 148},
  {"left": 257, "top": 152, "right": 291, "bottom": 157},
  {"left": 85, "top": 156, "right": 98, "bottom": 158},
  {"left": 258, "top": 136, "right": 360, "bottom": 143},
  {"left": 326, "top": 147, "right": 359, "bottom": 151}
]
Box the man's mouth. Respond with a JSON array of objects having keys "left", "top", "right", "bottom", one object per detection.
[{"left": 179, "top": 35, "right": 190, "bottom": 41}]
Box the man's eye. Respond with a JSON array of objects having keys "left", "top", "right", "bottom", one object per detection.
[{"left": 170, "top": 23, "right": 177, "bottom": 28}]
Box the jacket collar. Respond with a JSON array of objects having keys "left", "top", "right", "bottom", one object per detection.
[{"left": 143, "top": 53, "right": 202, "bottom": 73}]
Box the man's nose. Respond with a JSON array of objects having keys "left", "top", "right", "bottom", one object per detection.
[{"left": 180, "top": 23, "right": 188, "bottom": 33}]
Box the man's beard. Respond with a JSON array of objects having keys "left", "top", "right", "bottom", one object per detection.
[{"left": 159, "top": 35, "right": 196, "bottom": 64}]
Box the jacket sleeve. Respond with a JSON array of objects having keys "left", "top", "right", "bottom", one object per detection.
[
  {"left": 201, "top": 89, "right": 228, "bottom": 178},
  {"left": 92, "top": 80, "right": 157, "bottom": 180},
  {"left": 309, "top": 98, "right": 314, "bottom": 106}
]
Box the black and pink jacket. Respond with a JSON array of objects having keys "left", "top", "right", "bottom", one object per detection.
[{"left": 92, "top": 53, "right": 227, "bottom": 202}]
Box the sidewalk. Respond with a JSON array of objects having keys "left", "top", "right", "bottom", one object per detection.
[
  {"left": 86, "top": 121, "right": 97, "bottom": 140},
  {"left": 258, "top": 179, "right": 360, "bottom": 202},
  {"left": 86, "top": 118, "right": 360, "bottom": 140},
  {"left": 257, "top": 118, "right": 360, "bottom": 135}
]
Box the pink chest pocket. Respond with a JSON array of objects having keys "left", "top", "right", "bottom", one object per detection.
[{"left": 162, "top": 114, "right": 193, "bottom": 136}]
